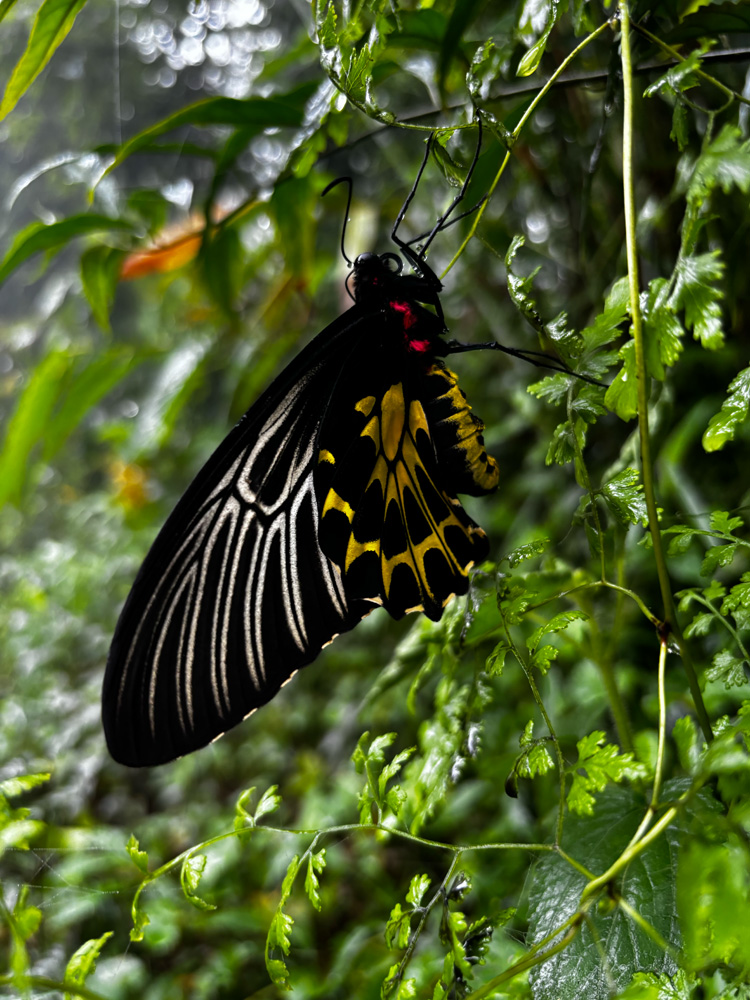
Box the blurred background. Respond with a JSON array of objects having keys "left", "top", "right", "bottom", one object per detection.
[{"left": 1, "top": 0, "right": 749, "bottom": 996}]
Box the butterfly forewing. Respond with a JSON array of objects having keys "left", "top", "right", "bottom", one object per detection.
[{"left": 103, "top": 309, "right": 376, "bottom": 766}]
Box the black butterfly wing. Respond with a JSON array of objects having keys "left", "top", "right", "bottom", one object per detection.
[
  {"left": 103, "top": 307, "right": 376, "bottom": 766},
  {"left": 316, "top": 348, "right": 500, "bottom": 622}
]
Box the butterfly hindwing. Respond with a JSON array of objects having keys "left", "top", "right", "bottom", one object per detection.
[{"left": 317, "top": 350, "right": 499, "bottom": 622}]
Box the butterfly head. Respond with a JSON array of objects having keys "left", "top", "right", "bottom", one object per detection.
[{"left": 349, "top": 251, "right": 404, "bottom": 302}]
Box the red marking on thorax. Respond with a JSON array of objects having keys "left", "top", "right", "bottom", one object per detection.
[
  {"left": 390, "top": 299, "right": 433, "bottom": 354},
  {"left": 390, "top": 300, "right": 417, "bottom": 328}
]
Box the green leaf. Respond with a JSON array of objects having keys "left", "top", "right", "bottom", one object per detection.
[
  {"left": 517, "top": 28, "right": 551, "bottom": 77},
  {"left": 580, "top": 276, "right": 630, "bottom": 351},
  {"left": 80, "top": 245, "right": 124, "bottom": 331},
  {"left": 545, "top": 420, "right": 578, "bottom": 466},
  {"left": 385, "top": 902, "right": 412, "bottom": 949},
  {"left": 684, "top": 611, "right": 714, "bottom": 639},
  {"left": 531, "top": 644, "right": 558, "bottom": 675},
  {"left": 0, "top": 0, "right": 89, "bottom": 120},
  {"left": 673, "top": 715, "right": 701, "bottom": 775},
  {"left": 181, "top": 853, "right": 217, "bottom": 911},
  {"left": 64, "top": 931, "right": 113, "bottom": 1000},
  {"left": 486, "top": 641, "right": 509, "bottom": 677},
  {"left": 601, "top": 468, "right": 648, "bottom": 526},
  {"left": 678, "top": 835, "right": 750, "bottom": 972},
  {"left": 41, "top": 348, "right": 139, "bottom": 463},
  {"left": 668, "top": 250, "right": 725, "bottom": 349},
  {"left": 525, "top": 741, "right": 555, "bottom": 777},
  {"left": 0, "top": 773, "right": 50, "bottom": 798},
  {"left": 0, "top": 214, "right": 132, "bottom": 285},
  {"left": 406, "top": 873, "right": 431, "bottom": 908},
  {"left": 5, "top": 891, "right": 34, "bottom": 985},
  {"left": 671, "top": 101, "right": 689, "bottom": 151},
  {"left": 617, "top": 969, "right": 696, "bottom": 1000},
  {"left": 642, "top": 277, "right": 685, "bottom": 376},
  {"left": 129, "top": 899, "right": 150, "bottom": 942},
  {"left": 304, "top": 850, "right": 326, "bottom": 911},
  {"left": 437, "top": 0, "right": 483, "bottom": 93},
  {"left": 265, "top": 909, "right": 295, "bottom": 988},
  {"left": 527, "top": 610, "right": 588, "bottom": 652},
  {"left": 518, "top": 724, "right": 555, "bottom": 778},
  {"left": 644, "top": 46, "right": 703, "bottom": 100},
  {"left": 516, "top": 0, "right": 565, "bottom": 77},
  {"left": 315, "top": 0, "right": 337, "bottom": 50},
  {"left": 106, "top": 85, "right": 316, "bottom": 176},
  {"left": 705, "top": 649, "right": 748, "bottom": 689},
  {"left": 0, "top": 0, "right": 20, "bottom": 25},
  {"left": 721, "top": 576, "right": 750, "bottom": 630},
  {"left": 688, "top": 124, "right": 750, "bottom": 207},
  {"left": 605, "top": 339, "right": 638, "bottom": 420},
  {"left": 709, "top": 510, "right": 744, "bottom": 534},
  {"left": 125, "top": 834, "right": 149, "bottom": 874},
  {"left": 506, "top": 538, "right": 549, "bottom": 566},
  {"left": 505, "top": 235, "right": 543, "bottom": 332},
  {"left": 529, "top": 787, "right": 681, "bottom": 999},
  {"left": 380, "top": 747, "right": 416, "bottom": 796},
  {"left": 703, "top": 365, "right": 750, "bottom": 452},
  {"left": 13, "top": 889, "right": 42, "bottom": 943},
  {"left": 567, "top": 732, "right": 643, "bottom": 815},
  {"left": 234, "top": 786, "right": 256, "bottom": 830},
  {"left": 701, "top": 541, "right": 737, "bottom": 576},
  {"left": 467, "top": 38, "right": 507, "bottom": 102},
  {"left": 254, "top": 785, "right": 281, "bottom": 823},
  {"left": 280, "top": 855, "right": 300, "bottom": 902}
]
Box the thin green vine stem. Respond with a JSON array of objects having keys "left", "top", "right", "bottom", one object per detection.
[
  {"left": 503, "top": 625, "right": 567, "bottom": 844},
  {"left": 463, "top": 914, "right": 582, "bottom": 1000},
  {"left": 617, "top": 897, "right": 681, "bottom": 962},
  {"left": 632, "top": 21, "right": 750, "bottom": 108},
  {"left": 579, "top": 802, "right": 680, "bottom": 904},
  {"left": 621, "top": 635, "right": 669, "bottom": 854},
  {"left": 651, "top": 634, "right": 668, "bottom": 811},
  {"left": 619, "top": 1, "right": 713, "bottom": 743},
  {"left": 694, "top": 594, "right": 750, "bottom": 664},
  {"left": 568, "top": 410, "right": 632, "bottom": 749},
  {"left": 442, "top": 17, "right": 614, "bottom": 278},
  {"left": 388, "top": 853, "right": 461, "bottom": 989},
  {"left": 130, "top": 820, "right": 560, "bottom": 914},
  {"left": 549, "top": 579, "right": 659, "bottom": 627}
]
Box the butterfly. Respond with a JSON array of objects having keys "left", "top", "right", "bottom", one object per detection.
[{"left": 103, "top": 131, "right": 575, "bottom": 767}]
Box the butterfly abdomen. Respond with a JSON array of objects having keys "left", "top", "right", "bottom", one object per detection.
[{"left": 422, "top": 363, "right": 500, "bottom": 496}]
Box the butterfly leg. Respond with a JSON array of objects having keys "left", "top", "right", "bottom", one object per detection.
[{"left": 441, "top": 340, "right": 606, "bottom": 387}]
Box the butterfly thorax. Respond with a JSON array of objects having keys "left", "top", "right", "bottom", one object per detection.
[{"left": 350, "top": 252, "right": 444, "bottom": 360}]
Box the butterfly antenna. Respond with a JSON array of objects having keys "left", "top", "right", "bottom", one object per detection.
[
  {"left": 404, "top": 196, "right": 487, "bottom": 248},
  {"left": 322, "top": 176, "right": 354, "bottom": 266},
  {"left": 391, "top": 134, "right": 433, "bottom": 250},
  {"left": 420, "top": 117, "right": 483, "bottom": 257}
]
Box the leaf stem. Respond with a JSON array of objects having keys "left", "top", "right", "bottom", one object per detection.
[
  {"left": 617, "top": 896, "right": 681, "bottom": 961},
  {"left": 632, "top": 21, "right": 750, "bottom": 108},
  {"left": 619, "top": 1, "right": 712, "bottom": 743},
  {"left": 463, "top": 914, "right": 581, "bottom": 999},
  {"left": 579, "top": 801, "right": 680, "bottom": 904}
]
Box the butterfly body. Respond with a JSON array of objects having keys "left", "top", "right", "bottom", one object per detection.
[{"left": 103, "top": 250, "right": 499, "bottom": 766}]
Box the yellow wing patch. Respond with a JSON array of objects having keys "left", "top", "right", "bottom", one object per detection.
[{"left": 318, "top": 373, "right": 494, "bottom": 620}]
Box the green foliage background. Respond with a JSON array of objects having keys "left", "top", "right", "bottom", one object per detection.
[{"left": 1, "top": 1, "right": 750, "bottom": 997}]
